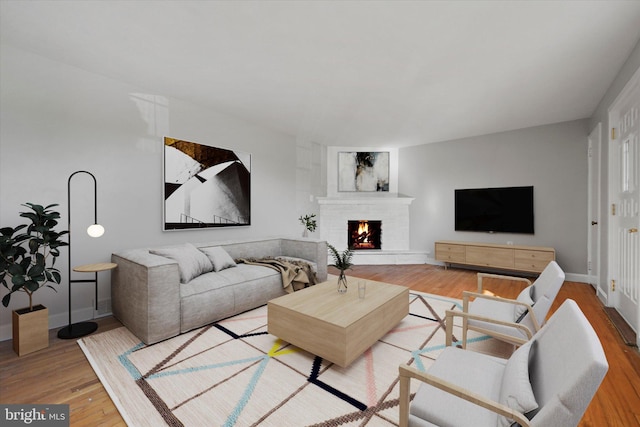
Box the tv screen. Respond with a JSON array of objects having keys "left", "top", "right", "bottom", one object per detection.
[{"left": 455, "top": 186, "right": 534, "bottom": 234}]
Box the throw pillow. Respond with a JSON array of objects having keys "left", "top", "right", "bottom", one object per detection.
[
  {"left": 200, "top": 246, "right": 237, "bottom": 272},
  {"left": 514, "top": 285, "right": 534, "bottom": 322},
  {"left": 150, "top": 243, "right": 213, "bottom": 283},
  {"left": 498, "top": 340, "right": 539, "bottom": 427}
]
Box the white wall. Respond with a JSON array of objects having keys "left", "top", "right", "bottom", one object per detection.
[
  {"left": 295, "top": 137, "right": 326, "bottom": 238},
  {"left": 0, "top": 45, "right": 299, "bottom": 340},
  {"left": 399, "top": 119, "right": 589, "bottom": 277}
]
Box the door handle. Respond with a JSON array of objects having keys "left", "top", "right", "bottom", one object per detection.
[
  {"left": 591, "top": 221, "right": 598, "bottom": 226},
  {"left": 630, "top": 228, "right": 638, "bottom": 233}
]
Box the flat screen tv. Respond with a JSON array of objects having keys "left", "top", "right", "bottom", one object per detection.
[{"left": 455, "top": 186, "right": 534, "bottom": 234}]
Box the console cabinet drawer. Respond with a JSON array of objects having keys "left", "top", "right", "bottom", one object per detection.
[
  {"left": 435, "top": 243, "right": 465, "bottom": 263},
  {"left": 514, "top": 249, "right": 555, "bottom": 272},
  {"left": 465, "top": 246, "right": 514, "bottom": 269}
]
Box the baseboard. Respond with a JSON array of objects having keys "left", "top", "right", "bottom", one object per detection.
[
  {"left": 564, "top": 273, "right": 590, "bottom": 284},
  {"left": 597, "top": 286, "right": 609, "bottom": 305}
]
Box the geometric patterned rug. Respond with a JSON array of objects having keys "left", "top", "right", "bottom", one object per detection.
[{"left": 78, "top": 292, "right": 512, "bottom": 426}]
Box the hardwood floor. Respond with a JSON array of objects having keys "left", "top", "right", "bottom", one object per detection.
[{"left": 1, "top": 264, "right": 638, "bottom": 426}]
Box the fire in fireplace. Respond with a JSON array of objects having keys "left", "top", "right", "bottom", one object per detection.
[{"left": 348, "top": 220, "right": 382, "bottom": 250}]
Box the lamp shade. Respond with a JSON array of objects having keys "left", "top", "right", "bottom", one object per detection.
[{"left": 86, "top": 224, "right": 105, "bottom": 238}]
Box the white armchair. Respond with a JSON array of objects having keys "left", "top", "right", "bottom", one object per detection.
[
  {"left": 399, "top": 299, "right": 608, "bottom": 427},
  {"left": 447, "top": 261, "right": 565, "bottom": 348}
]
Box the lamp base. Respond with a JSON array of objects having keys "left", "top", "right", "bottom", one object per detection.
[{"left": 57, "top": 321, "right": 98, "bottom": 339}]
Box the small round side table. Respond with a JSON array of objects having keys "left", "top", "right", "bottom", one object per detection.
[{"left": 57, "top": 262, "right": 117, "bottom": 339}]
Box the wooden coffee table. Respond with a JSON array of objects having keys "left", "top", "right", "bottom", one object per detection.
[{"left": 267, "top": 277, "right": 409, "bottom": 367}]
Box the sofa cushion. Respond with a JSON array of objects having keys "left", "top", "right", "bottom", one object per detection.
[
  {"left": 180, "top": 281, "right": 236, "bottom": 333},
  {"left": 179, "top": 264, "right": 282, "bottom": 333},
  {"left": 150, "top": 243, "right": 213, "bottom": 283},
  {"left": 200, "top": 246, "right": 237, "bottom": 272},
  {"left": 181, "top": 264, "right": 279, "bottom": 298},
  {"left": 217, "top": 263, "right": 279, "bottom": 283},
  {"left": 498, "top": 339, "right": 538, "bottom": 427},
  {"left": 215, "top": 239, "right": 282, "bottom": 260}
]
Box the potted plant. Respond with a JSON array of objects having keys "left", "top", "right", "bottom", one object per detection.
[
  {"left": 327, "top": 243, "right": 353, "bottom": 293},
  {"left": 299, "top": 213, "right": 317, "bottom": 237},
  {"left": 1, "top": 203, "right": 68, "bottom": 355}
]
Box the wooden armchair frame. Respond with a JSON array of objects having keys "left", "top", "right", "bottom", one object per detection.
[
  {"left": 450, "top": 272, "right": 541, "bottom": 348},
  {"left": 399, "top": 364, "right": 531, "bottom": 427},
  {"left": 445, "top": 305, "right": 534, "bottom": 347}
]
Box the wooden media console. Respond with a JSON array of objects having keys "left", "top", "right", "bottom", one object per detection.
[{"left": 435, "top": 240, "right": 555, "bottom": 274}]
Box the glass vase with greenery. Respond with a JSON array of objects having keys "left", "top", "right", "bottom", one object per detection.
[{"left": 327, "top": 243, "right": 353, "bottom": 293}]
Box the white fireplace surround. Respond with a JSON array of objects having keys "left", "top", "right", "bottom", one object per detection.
[{"left": 318, "top": 195, "right": 428, "bottom": 264}]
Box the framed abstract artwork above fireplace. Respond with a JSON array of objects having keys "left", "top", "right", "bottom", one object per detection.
[
  {"left": 163, "top": 137, "right": 251, "bottom": 230},
  {"left": 338, "top": 151, "right": 390, "bottom": 192}
]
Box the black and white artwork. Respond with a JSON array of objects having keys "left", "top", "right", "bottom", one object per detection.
[
  {"left": 163, "top": 137, "right": 251, "bottom": 230},
  {"left": 338, "top": 151, "right": 390, "bottom": 192}
]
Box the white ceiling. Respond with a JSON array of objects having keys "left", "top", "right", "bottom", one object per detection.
[{"left": 2, "top": 1, "right": 640, "bottom": 147}]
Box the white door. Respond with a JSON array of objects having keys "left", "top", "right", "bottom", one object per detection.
[
  {"left": 588, "top": 123, "right": 601, "bottom": 291},
  {"left": 609, "top": 67, "right": 640, "bottom": 344}
]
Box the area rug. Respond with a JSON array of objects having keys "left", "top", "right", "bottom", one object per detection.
[{"left": 79, "top": 292, "right": 512, "bottom": 426}]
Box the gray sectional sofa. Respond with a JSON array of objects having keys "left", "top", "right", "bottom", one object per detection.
[{"left": 111, "top": 237, "right": 327, "bottom": 344}]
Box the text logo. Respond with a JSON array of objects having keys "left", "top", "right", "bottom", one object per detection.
[{"left": 1, "top": 405, "right": 69, "bottom": 426}]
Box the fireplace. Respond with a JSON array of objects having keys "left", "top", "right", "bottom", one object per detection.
[{"left": 348, "top": 220, "right": 382, "bottom": 250}]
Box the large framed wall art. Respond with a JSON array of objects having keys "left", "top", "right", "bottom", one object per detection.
[
  {"left": 338, "top": 151, "right": 390, "bottom": 192},
  {"left": 163, "top": 137, "right": 251, "bottom": 230}
]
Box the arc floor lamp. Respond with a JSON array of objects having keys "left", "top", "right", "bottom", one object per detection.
[{"left": 57, "top": 170, "right": 108, "bottom": 339}]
